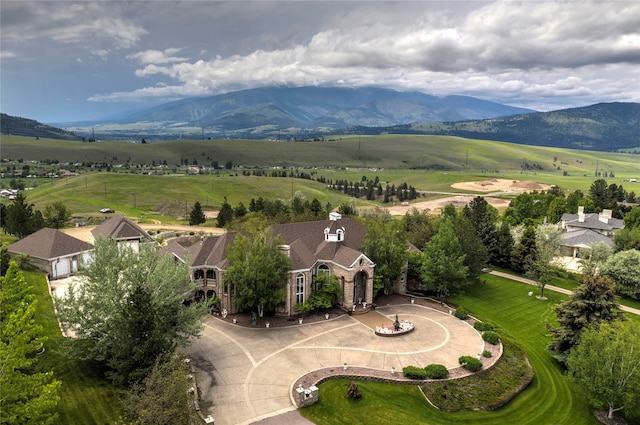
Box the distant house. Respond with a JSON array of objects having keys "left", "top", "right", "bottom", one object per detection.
[
  {"left": 560, "top": 207, "right": 624, "bottom": 236},
  {"left": 557, "top": 207, "right": 624, "bottom": 272},
  {"left": 7, "top": 228, "right": 93, "bottom": 280},
  {"left": 91, "top": 215, "right": 153, "bottom": 251},
  {"left": 163, "top": 213, "right": 379, "bottom": 317}
]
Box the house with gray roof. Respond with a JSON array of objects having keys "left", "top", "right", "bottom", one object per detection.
[
  {"left": 164, "top": 213, "right": 377, "bottom": 317},
  {"left": 557, "top": 207, "right": 624, "bottom": 271},
  {"left": 91, "top": 215, "right": 153, "bottom": 251},
  {"left": 7, "top": 228, "right": 93, "bottom": 279}
]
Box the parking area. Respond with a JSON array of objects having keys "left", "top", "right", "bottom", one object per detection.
[{"left": 186, "top": 303, "right": 485, "bottom": 425}]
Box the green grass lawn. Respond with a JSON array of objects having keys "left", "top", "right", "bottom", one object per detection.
[
  {"left": 301, "top": 274, "right": 640, "bottom": 425},
  {"left": 26, "top": 271, "right": 124, "bottom": 424}
]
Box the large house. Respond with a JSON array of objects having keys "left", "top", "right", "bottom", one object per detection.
[
  {"left": 164, "top": 213, "right": 378, "bottom": 316},
  {"left": 557, "top": 207, "right": 624, "bottom": 271},
  {"left": 7, "top": 228, "right": 93, "bottom": 279}
]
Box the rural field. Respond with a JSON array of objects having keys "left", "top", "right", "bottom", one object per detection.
[{"left": 2, "top": 134, "right": 639, "bottom": 223}]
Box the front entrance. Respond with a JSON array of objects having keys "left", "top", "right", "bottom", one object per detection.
[{"left": 353, "top": 271, "right": 367, "bottom": 304}]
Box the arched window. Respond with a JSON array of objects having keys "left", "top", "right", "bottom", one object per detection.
[
  {"left": 206, "top": 270, "right": 215, "bottom": 279},
  {"left": 296, "top": 273, "right": 305, "bottom": 304},
  {"left": 194, "top": 269, "right": 204, "bottom": 280},
  {"left": 317, "top": 264, "right": 330, "bottom": 275}
]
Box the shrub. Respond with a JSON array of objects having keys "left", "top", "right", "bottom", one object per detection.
[
  {"left": 454, "top": 307, "right": 468, "bottom": 320},
  {"left": 473, "top": 321, "right": 494, "bottom": 332},
  {"left": 482, "top": 331, "right": 500, "bottom": 345},
  {"left": 402, "top": 365, "right": 427, "bottom": 379},
  {"left": 424, "top": 364, "right": 449, "bottom": 379},
  {"left": 459, "top": 356, "right": 483, "bottom": 372},
  {"left": 482, "top": 350, "right": 492, "bottom": 358}
]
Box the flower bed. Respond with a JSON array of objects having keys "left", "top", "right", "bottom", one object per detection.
[{"left": 375, "top": 320, "right": 415, "bottom": 337}]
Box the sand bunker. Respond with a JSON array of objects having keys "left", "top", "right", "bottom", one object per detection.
[{"left": 451, "top": 178, "right": 549, "bottom": 193}]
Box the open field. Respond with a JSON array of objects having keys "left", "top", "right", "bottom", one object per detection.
[{"left": 3, "top": 134, "right": 640, "bottom": 176}]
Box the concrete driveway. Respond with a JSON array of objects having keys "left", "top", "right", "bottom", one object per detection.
[{"left": 186, "top": 304, "right": 484, "bottom": 425}]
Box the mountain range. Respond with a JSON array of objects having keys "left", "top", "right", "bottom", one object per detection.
[{"left": 1, "top": 86, "right": 638, "bottom": 152}]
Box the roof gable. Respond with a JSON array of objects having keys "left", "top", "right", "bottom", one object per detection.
[
  {"left": 8, "top": 228, "right": 93, "bottom": 260},
  {"left": 91, "top": 215, "right": 153, "bottom": 241}
]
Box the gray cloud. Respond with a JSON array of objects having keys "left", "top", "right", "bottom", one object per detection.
[{"left": 2, "top": 0, "right": 639, "bottom": 121}]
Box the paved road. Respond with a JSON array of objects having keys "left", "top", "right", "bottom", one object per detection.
[
  {"left": 489, "top": 270, "right": 640, "bottom": 316},
  {"left": 186, "top": 304, "right": 484, "bottom": 425}
]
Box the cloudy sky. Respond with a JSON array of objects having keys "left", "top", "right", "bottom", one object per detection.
[{"left": 2, "top": 1, "right": 639, "bottom": 123}]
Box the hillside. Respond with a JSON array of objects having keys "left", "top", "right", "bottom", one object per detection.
[
  {"left": 0, "top": 113, "right": 82, "bottom": 141},
  {"left": 404, "top": 102, "right": 640, "bottom": 152}
]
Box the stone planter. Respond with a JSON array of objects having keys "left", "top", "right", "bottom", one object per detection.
[
  {"left": 266, "top": 323, "right": 270, "bottom": 328},
  {"left": 325, "top": 313, "right": 330, "bottom": 320},
  {"left": 232, "top": 318, "right": 237, "bottom": 324},
  {"left": 298, "top": 317, "right": 304, "bottom": 324}
]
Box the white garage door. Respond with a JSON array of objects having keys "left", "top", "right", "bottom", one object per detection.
[{"left": 53, "top": 259, "right": 70, "bottom": 279}]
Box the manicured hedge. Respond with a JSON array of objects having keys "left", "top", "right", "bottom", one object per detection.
[
  {"left": 454, "top": 307, "right": 468, "bottom": 320},
  {"left": 482, "top": 331, "right": 500, "bottom": 345},
  {"left": 424, "top": 364, "right": 449, "bottom": 379},
  {"left": 402, "top": 365, "right": 427, "bottom": 379},
  {"left": 459, "top": 356, "right": 483, "bottom": 372},
  {"left": 474, "top": 321, "right": 495, "bottom": 332}
]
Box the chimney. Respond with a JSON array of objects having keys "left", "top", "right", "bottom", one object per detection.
[
  {"left": 329, "top": 212, "right": 342, "bottom": 221},
  {"left": 599, "top": 209, "right": 612, "bottom": 224},
  {"left": 278, "top": 244, "right": 291, "bottom": 257},
  {"left": 578, "top": 206, "right": 585, "bottom": 223}
]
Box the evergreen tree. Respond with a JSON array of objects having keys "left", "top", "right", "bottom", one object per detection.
[
  {"left": 453, "top": 213, "right": 487, "bottom": 283},
  {"left": 510, "top": 225, "right": 537, "bottom": 273},
  {"left": 547, "top": 275, "right": 624, "bottom": 364},
  {"left": 216, "top": 197, "right": 234, "bottom": 227},
  {"left": 493, "top": 222, "right": 514, "bottom": 268},
  {"left": 188, "top": 201, "right": 206, "bottom": 226},
  {"left": 4, "top": 192, "right": 41, "bottom": 238},
  {"left": 0, "top": 263, "right": 61, "bottom": 424},
  {"left": 463, "top": 197, "right": 498, "bottom": 263}
]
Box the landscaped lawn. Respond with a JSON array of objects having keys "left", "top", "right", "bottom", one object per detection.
[
  {"left": 26, "top": 271, "right": 124, "bottom": 425},
  {"left": 301, "top": 274, "right": 629, "bottom": 425}
]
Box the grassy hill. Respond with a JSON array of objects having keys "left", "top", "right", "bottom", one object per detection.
[
  {"left": 2, "top": 134, "right": 638, "bottom": 174},
  {"left": 0, "top": 113, "right": 83, "bottom": 140}
]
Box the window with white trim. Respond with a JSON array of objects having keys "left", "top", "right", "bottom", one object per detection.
[{"left": 296, "top": 273, "right": 305, "bottom": 304}]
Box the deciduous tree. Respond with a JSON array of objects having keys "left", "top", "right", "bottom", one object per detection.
[
  {"left": 577, "top": 241, "right": 612, "bottom": 276},
  {"left": 601, "top": 249, "right": 640, "bottom": 300},
  {"left": 362, "top": 212, "right": 409, "bottom": 296},
  {"left": 55, "top": 239, "right": 205, "bottom": 386},
  {"left": 225, "top": 230, "right": 291, "bottom": 317},
  {"left": 43, "top": 201, "right": 72, "bottom": 229},
  {"left": 567, "top": 321, "right": 640, "bottom": 421},
  {"left": 421, "top": 220, "right": 468, "bottom": 299}
]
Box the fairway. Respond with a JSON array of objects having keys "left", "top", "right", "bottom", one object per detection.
[{"left": 301, "top": 274, "right": 622, "bottom": 425}]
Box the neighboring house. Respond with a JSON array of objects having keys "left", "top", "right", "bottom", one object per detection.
[
  {"left": 7, "top": 228, "right": 93, "bottom": 280},
  {"left": 164, "top": 212, "right": 378, "bottom": 317},
  {"left": 560, "top": 207, "right": 624, "bottom": 236},
  {"left": 91, "top": 215, "right": 153, "bottom": 251},
  {"left": 557, "top": 207, "right": 624, "bottom": 272}
]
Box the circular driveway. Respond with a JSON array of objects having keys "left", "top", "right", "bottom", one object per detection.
[{"left": 186, "top": 304, "right": 484, "bottom": 425}]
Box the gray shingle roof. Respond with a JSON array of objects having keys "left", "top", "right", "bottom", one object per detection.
[
  {"left": 561, "top": 229, "right": 614, "bottom": 248},
  {"left": 91, "top": 215, "right": 153, "bottom": 241},
  {"left": 8, "top": 228, "right": 93, "bottom": 260}
]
